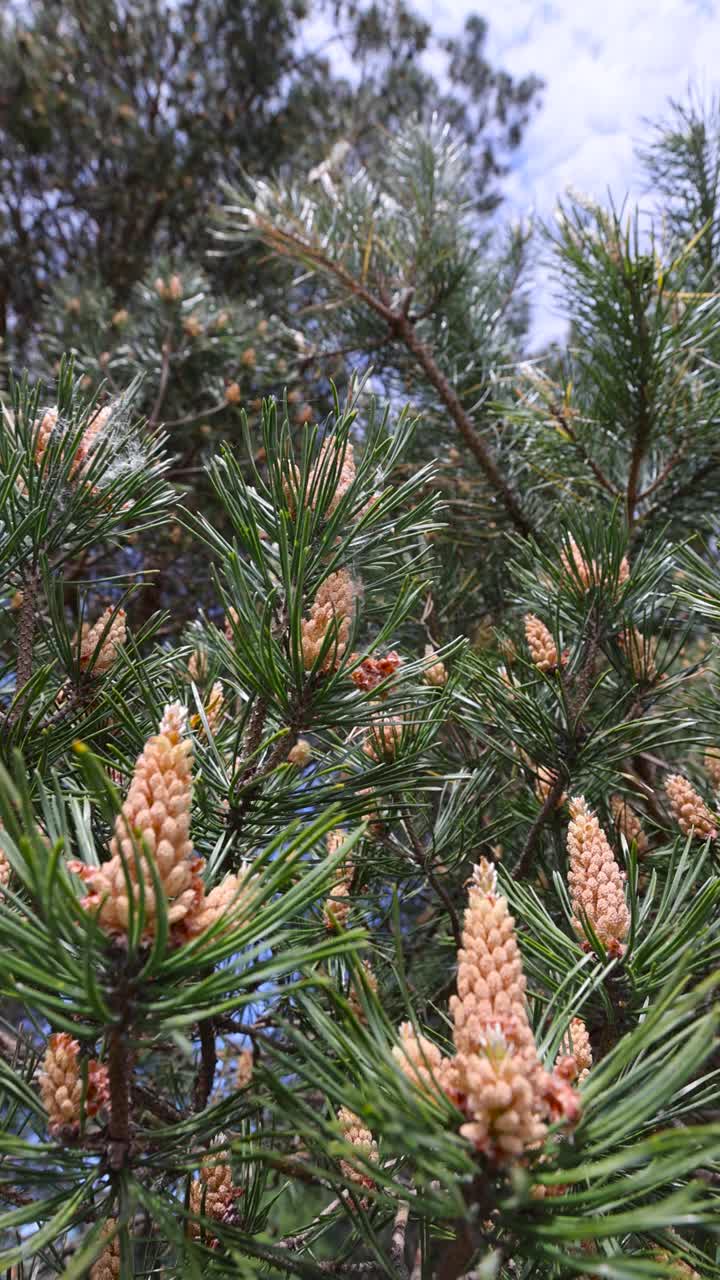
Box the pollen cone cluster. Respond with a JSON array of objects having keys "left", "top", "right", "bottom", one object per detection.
[
  {"left": 70, "top": 703, "right": 202, "bottom": 939},
  {"left": 33, "top": 407, "right": 58, "bottom": 465},
  {"left": 189, "top": 1159, "right": 240, "bottom": 1238},
  {"left": 38, "top": 1033, "right": 109, "bottom": 1134},
  {"left": 34, "top": 403, "right": 114, "bottom": 473},
  {"left": 90, "top": 1222, "right": 120, "bottom": 1280},
  {"left": 320, "top": 438, "right": 355, "bottom": 514},
  {"left": 447, "top": 860, "right": 579, "bottom": 1163},
  {"left": 323, "top": 828, "right": 353, "bottom": 930},
  {"left": 337, "top": 1107, "right": 379, "bottom": 1191},
  {"left": 524, "top": 614, "right": 563, "bottom": 673},
  {"left": 348, "top": 959, "right": 378, "bottom": 1022},
  {"left": 285, "top": 437, "right": 356, "bottom": 517},
  {"left": 351, "top": 649, "right": 402, "bottom": 694},
  {"left": 199, "top": 680, "right": 224, "bottom": 735},
  {"left": 70, "top": 704, "right": 246, "bottom": 944},
  {"left": 79, "top": 607, "right": 127, "bottom": 676},
  {"left": 187, "top": 647, "right": 208, "bottom": 683},
  {"left": 561, "top": 1018, "right": 592, "bottom": 1084},
  {"left": 288, "top": 737, "right": 313, "bottom": 767},
  {"left": 534, "top": 765, "right": 566, "bottom": 807},
  {"left": 560, "top": 536, "right": 629, "bottom": 592},
  {"left": 665, "top": 773, "right": 717, "bottom": 840},
  {"left": 651, "top": 1252, "right": 700, "bottom": 1279},
  {"left": 619, "top": 626, "right": 657, "bottom": 681},
  {"left": 301, "top": 570, "right": 355, "bottom": 671},
  {"left": 363, "top": 715, "right": 403, "bottom": 762},
  {"left": 392, "top": 1021, "right": 450, "bottom": 1095},
  {"left": 703, "top": 749, "right": 720, "bottom": 790},
  {"left": 224, "top": 607, "right": 239, "bottom": 642},
  {"left": 422, "top": 645, "right": 448, "bottom": 686},
  {"left": 236, "top": 1048, "right": 254, "bottom": 1090},
  {"left": 0, "top": 824, "right": 10, "bottom": 889},
  {"left": 566, "top": 797, "right": 630, "bottom": 952},
  {"left": 610, "top": 794, "right": 648, "bottom": 856},
  {"left": 187, "top": 869, "right": 249, "bottom": 938},
  {"left": 71, "top": 404, "right": 113, "bottom": 477}
]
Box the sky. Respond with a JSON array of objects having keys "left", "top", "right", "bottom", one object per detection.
[{"left": 420, "top": 0, "right": 720, "bottom": 343}]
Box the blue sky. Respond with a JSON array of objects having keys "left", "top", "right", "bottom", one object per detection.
[
  {"left": 307, "top": 1, "right": 720, "bottom": 345},
  {"left": 420, "top": 0, "right": 720, "bottom": 342}
]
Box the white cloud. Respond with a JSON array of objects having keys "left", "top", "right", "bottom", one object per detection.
[{"left": 417, "top": 0, "right": 720, "bottom": 344}]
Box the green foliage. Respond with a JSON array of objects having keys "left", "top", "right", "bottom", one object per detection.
[{"left": 2, "top": 66, "right": 720, "bottom": 1280}]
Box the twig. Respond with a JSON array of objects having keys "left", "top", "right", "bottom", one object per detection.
[
  {"left": 280, "top": 1195, "right": 345, "bottom": 1250},
  {"left": 390, "top": 1201, "right": 411, "bottom": 1278},
  {"left": 550, "top": 404, "right": 619, "bottom": 498},
  {"left": 625, "top": 295, "right": 652, "bottom": 529},
  {"left": 162, "top": 399, "right": 228, "bottom": 428},
  {"left": 393, "top": 313, "right": 533, "bottom": 538},
  {"left": 636, "top": 444, "right": 685, "bottom": 501},
  {"left": 238, "top": 696, "right": 269, "bottom": 781},
  {"left": 403, "top": 814, "right": 462, "bottom": 950},
  {"left": 132, "top": 1082, "right": 182, "bottom": 1125},
  {"left": 515, "top": 776, "right": 565, "bottom": 880},
  {"left": 108, "top": 1025, "right": 130, "bottom": 1171},
  {"left": 263, "top": 1154, "right": 335, "bottom": 1190},
  {"left": 256, "top": 219, "right": 533, "bottom": 538},
  {"left": 193, "top": 1018, "right": 217, "bottom": 1111},
  {"left": 0, "top": 1184, "right": 33, "bottom": 1206},
  {"left": 148, "top": 331, "right": 173, "bottom": 427},
  {"left": 639, "top": 454, "right": 720, "bottom": 529}
]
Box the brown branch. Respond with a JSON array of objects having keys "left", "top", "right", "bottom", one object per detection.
[
  {"left": 403, "top": 814, "right": 462, "bottom": 951},
  {"left": 148, "top": 332, "right": 173, "bottom": 427},
  {"left": 436, "top": 1219, "right": 476, "bottom": 1280},
  {"left": 279, "top": 1195, "right": 345, "bottom": 1251},
  {"left": 193, "top": 1018, "right": 217, "bottom": 1112},
  {"left": 636, "top": 444, "right": 685, "bottom": 502},
  {"left": 625, "top": 299, "right": 652, "bottom": 528},
  {"left": 256, "top": 219, "right": 532, "bottom": 538},
  {"left": 108, "top": 1025, "right": 130, "bottom": 1171},
  {"left": 162, "top": 398, "right": 228, "bottom": 428},
  {"left": 238, "top": 696, "right": 269, "bottom": 781},
  {"left": 515, "top": 776, "right": 565, "bottom": 880},
  {"left": 550, "top": 405, "right": 619, "bottom": 498},
  {"left": 390, "top": 1201, "right": 411, "bottom": 1279},
  {"left": 132, "top": 1082, "right": 182, "bottom": 1126},
  {"left": 638, "top": 454, "right": 720, "bottom": 529},
  {"left": 392, "top": 313, "right": 533, "bottom": 537},
  {"left": 0, "top": 1184, "right": 34, "bottom": 1207}
]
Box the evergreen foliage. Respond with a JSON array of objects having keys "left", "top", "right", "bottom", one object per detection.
[{"left": 0, "top": 33, "right": 718, "bottom": 1280}]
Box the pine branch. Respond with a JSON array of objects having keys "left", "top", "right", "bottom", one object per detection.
[
  {"left": 193, "top": 1018, "right": 217, "bottom": 1111},
  {"left": 148, "top": 330, "right": 173, "bottom": 427},
  {"left": 251, "top": 217, "right": 533, "bottom": 538},
  {"left": 108, "top": 1024, "right": 130, "bottom": 1172},
  {"left": 402, "top": 813, "right": 462, "bottom": 950},
  {"left": 549, "top": 403, "right": 619, "bottom": 498},
  {"left": 392, "top": 312, "right": 534, "bottom": 538},
  {"left": 389, "top": 1201, "right": 411, "bottom": 1279},
  {"left": 515, "top": 775, "right": 565, "bottom": 880},
  {"left": 625, "top": 288, "right": 653, "bottom": 529}
]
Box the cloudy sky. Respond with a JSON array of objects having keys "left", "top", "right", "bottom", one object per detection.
[{"left": 421, "top": 0, "right": 719, "bottom": 342}]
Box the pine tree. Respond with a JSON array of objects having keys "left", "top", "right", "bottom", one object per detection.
[
  {"left": 1, "top": 0, "right": 541, "bottom": 634},
  {"left": 0, "top": 89, "right": 719, "bottom": 1280}
]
